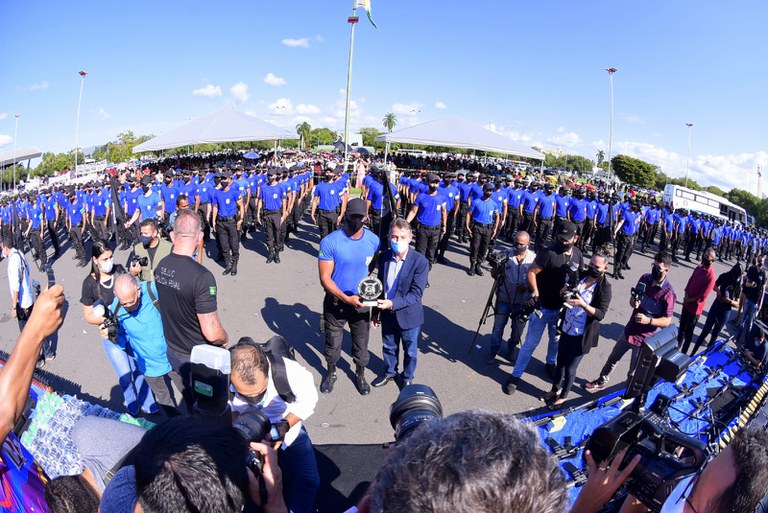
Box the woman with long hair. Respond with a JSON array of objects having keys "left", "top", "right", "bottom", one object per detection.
[{"left": 79, "top": 239, "right": 156, "bottom": 416}]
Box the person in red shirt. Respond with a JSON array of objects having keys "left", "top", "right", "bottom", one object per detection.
[{"left": 679, "top": 248, "right": 717, "bottom": 353}]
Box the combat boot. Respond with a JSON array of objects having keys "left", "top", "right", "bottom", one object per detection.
[
  {"left": 266, "top": 251, "right": 275, "bottom": 263},
  {"left": 230, "top": 257, "right": 238, "bottom": 276},
  {"left": 222, "top": 255, "right": 232, "bottom": 275},
  {"left": 355, "top": 366, "right": 370, "bottom": 396},
  {"left": 320, "top": 363, "right": 337, "bottom": 394}
]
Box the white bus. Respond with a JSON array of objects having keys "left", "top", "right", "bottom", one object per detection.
[{"left": 663, "top": 184, "right": 748, "bottom": 225}]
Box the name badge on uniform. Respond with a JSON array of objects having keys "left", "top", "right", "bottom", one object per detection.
[
  {"left": 226, "top": 199, "right": 231, "bottom": 204},
  {"left": 273, "top": 194, "right": 277, "bottom": 199},
  {"left": 331, "top": 190, "right": 336, "bottom": 195}
]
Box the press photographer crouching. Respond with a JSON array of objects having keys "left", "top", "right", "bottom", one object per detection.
[
  {"left": 229, "top": 337, "right": 320, "bottom": 513},
  {"left": 127, "top": 219, "right": 172, "bottom": 282}
]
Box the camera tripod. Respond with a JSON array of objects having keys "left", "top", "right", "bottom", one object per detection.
[{"left": 468, "top": 270, "right": 514, "bottom": 353}]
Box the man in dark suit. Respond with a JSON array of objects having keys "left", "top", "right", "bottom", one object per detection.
[{"left": 372, "top": 218, "right": 430, "bottom": 388}]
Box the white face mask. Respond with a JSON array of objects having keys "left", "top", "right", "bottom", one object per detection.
[
  {"left": 100, "top": 258, "right": 114, "bottom": 274},
  {"left": 659, "top": 474, "right": 696, "bottom": 513}
]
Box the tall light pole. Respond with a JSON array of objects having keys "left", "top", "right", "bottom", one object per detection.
[
  {"left": 75, "top": 70, "right": 88, "bottom": 175},
  {"left": 605, "top": 68, "right": 617, "bottom": 177},
  {"left": 12, "top": 114, "right": 20, "bottom": 190},
  {"left": 685, "top": 122, "right": 693, "bottom": 188},
  {"left": 342, "top": 0, "right": 360, "bottom": 172}
]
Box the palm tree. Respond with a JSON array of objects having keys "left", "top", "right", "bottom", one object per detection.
[
  {"left": 382, "top": 113, "right": 397, "bottom": 133},
  {"left": 596, "top": 149, "right": 605, "bottom": 167},
  {"left": 295, "top": 122, "right": 312, "bottom": 150}
]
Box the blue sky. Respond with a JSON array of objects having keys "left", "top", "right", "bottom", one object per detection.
[{"left": 1, "top": 1, "right": 767, "bottom": 192}]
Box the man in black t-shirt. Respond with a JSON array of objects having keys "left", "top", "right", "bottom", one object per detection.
[
  {"left": 504, "top": 220, "right": 583, "bottom": 395},
  {"left": 736, "top": 255, "right": 766, "bottom": 347},
  {"left": 155, "top": 210, "right": 229, "bottom": 410}
]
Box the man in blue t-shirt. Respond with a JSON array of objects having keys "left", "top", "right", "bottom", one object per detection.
[
  {"left": 406, "top": 173, "right": 447, "bottom": 268},
  {"left": 465, "top": 182, "right": 500, "bottom": 276},
  {"left": 318, "top": 198, "right": 380, "bottom": 396},
  {"left": 212, "top": 171, "right": 244, "bottom": 276}
]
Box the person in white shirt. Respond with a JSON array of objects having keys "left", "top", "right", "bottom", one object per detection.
[
  {"left": 229, "top": 337, "right": 319, "bottom": 513},
  {"left": 1, "top": 235, "right": 55, "bottom": 364}
]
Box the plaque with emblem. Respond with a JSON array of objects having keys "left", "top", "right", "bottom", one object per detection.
[{"left": 358, "top": 276, "right": 384, "bottom": 307}]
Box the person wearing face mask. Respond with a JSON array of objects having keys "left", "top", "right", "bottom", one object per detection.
[
  {"left": 541, "top": 247, "right": 613, "bottom": 409},
  {"left": 586, "top": 251, "right": 676, "bottom": 392},
  {"left": 465, "top": 182, "right": 500, "bottom": 276},
  {"left": 126, "top": 175, "right": 163, "bottom": 230},
  {"left": 612, "top": 200, "right": 643, "bottom": 280},
  {"left": 64, "top": 188, "right": 88, "bottom": 267},
  {"left": 311, "top": 168, "right": 344, "bottom": 240},
  {"left": 109, "top": 273, "right": 180, "bottom": 417},
  {"left": 127, "top": 218, "right": 172, "bottom": 282},
  {"left": 370, "top": 218, "right": 429, "bottom": 388},
  {"left": 406, "top": 173, "right": 448, "bottom": 270},
  {"left": 258, "top": 169, "right": 289, "bottom": 263},
  {"left": 678, "top": 248, "right": 717, "bottom": 354},
  {"left": 318, "top": 198, "right": 381, "bottom": 395},
  {"left": 504, "top": 221, "right": 584, "bottom": 395},
  {"left": 159, "top": 170, "right": 179, "bottom": 222},
  {"left": 486, "top": 231, "right": 536, "bottom": 366},
  {"left": 80, "top": 239, "right": 158, "bottom": 416},
  {"left": 229, "top": 338, "right": 320, "bottom": 513}
]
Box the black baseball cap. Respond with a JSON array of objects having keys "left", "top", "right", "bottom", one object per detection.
[
  {"left": 346, "top": 198, "right": 367, "bottom": 217},
  {"left": 482, "top": 182, "right": 494, "bottom": 192},
  {"left": 556, "top": 220, "right": 577, "bottom": 239},
  {"left": 427, "top": 173, "right": 440, "bottom": 183}
]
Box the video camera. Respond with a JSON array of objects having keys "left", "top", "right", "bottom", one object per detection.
[
  {"left": 92, "top": 299, "right": 118, "bottom": 344},
  {"left": 487, "top": 249, "right": 510, "bottom": 271},
  {"left": 190, "top": 345, "right": 284, "bottom": 477},
  {"left": 562, "top": 263, "right": 581, "bottom": 308},
  {"left": 584, "top": 404, "right": 708, "bottom": 513}
]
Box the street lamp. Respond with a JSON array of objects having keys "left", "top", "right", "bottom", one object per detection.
[
  {"left": 605, "top": 68, "right": 617, "bottom": 176},
  {"left": 75, "top": 70, "right": 88, "bottom": 175},
  {"left": 12, "top": 114, "right": 20, "bottom": 190},
  {"left": 685, "top": 122, "right": 693, "bottom": 188}
]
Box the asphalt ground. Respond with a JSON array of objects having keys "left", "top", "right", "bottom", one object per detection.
[{"left": 0, "top": 219, "right": 738, "bottom": 446}]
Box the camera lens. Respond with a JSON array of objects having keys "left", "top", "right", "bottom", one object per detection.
[
  {"left": 389, "top": 384, "right": 443, "bottom": 443},
  {"left": 232, "top": 409, "right": 272, "bottom": 443}
]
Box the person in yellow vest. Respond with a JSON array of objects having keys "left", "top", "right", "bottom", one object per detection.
[{"left": 128, "top": 219, "right": 172, "bottom": 282}]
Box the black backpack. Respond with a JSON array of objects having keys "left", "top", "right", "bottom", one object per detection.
[{"left": 236, "top": 335, "right": 296, "bottom": 403}]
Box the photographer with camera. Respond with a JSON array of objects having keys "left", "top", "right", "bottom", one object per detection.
[
  {"left": 229, "top": 338, "right": 320, "bottom": 513},
  {"left": 586, "top": 251, "right": 676, "bottom": 392},
  {"left": 127, "top": 219, "right": 172, "bottom": 282},
  {"left": 616, "top": 426, "right": 768, "bottom": 513},
  {"left": 540, "top": 246, "right": 612, "bottom": 409},
  {"left": 81, "top": 239, "right": 157, "bottom": 416},
  {"left": 504, "top": 220, "right": 583, "bottom": 395},
  {"left": 485, "top": 230, "right": 536, "bottom": 365},
  {"left": 107, "top": 273, "right": 181, "bottom": 417}
]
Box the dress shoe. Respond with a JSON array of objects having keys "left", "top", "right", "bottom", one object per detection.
[
  {"left": 371, "top": 374, "right": 395, "bottom": 387},
  {"left": 401, "top": 379, "right": 413, "bottom": 387},
  {"left": 503, "top": 376, "right": 519, "bottom": 395}
]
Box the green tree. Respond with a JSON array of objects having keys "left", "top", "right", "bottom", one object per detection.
[
  {"left": 382, "top": 112, "right": 397, "bottom": 132},
  {"left": 705, "top": 185, "right": 726, "bottom": 197},
  {"left": 310, "top": 128, "right": 338, "bottom": 146},
  {"left": 295, "top": 122, "right": 312, "bottom": 150},
  {"left": 596, "top": 149, "right": 605, "bottom": 167},
  {"left": 611, "top": 154, "right": 657, "bottom": 188},
  {"left": 358, "top": 127, "right": 382, "bottom": 147}
]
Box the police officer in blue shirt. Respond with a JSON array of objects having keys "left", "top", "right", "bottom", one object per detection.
[
  {"left": 365, "top": 170, "right": 401, "bottom": 247},
  {"left": 257, "top": 169, "right": 287, "bottom": 264},
  {"left": 407, "top": 173, "right": 447, "bottom": 269},
  {"left": 465, "top": 182, "right": 499, "bottom": 276},
  {"left": 684, "top": 212, "right": 701, "bottom": 261},
  {"left": 159, "top": 171, "right": 179, "bottom": 222},
  {"left": 519, "top": 181, "right": 539, "bottom": 234},
  {"left": 25, "top": 195, "right": 47, "bottom": 271},
  {"left": 40, "top": 189, "right": 61, "bottom": 259},
  {"left": 90, "top": 182, "right": 112, "bottom": 242},
  {"left": 672, "top": 209, "right": 689, "bottom": 262},
  {"left": 65, "top": 188, "right": 88, "bottom": 267},
  {"left": 456, "top": 172, "right": 474, "bottom": 243},
  {"left": 640, "top": 200, "right": 661, "bottom": 253},
  {"left": 195, "top": 169, "right": 214, "bottom": 246},
  {"left": 612, "top": 200, "right": 642, "bottom": 279},
  {"left": 506, "top": 179, "right": 524, "bottom": 240},
  {"left": 212, "top": 171, "right": 245, "bottom": 276},
  {"left": 567, "top": 188, "right": 588, "bottom": 245},
  {"left": 123, "top": 177, "right": 143, "bottom": 246},
  {"left": 533, "top": 183, "right": 557, "bottom": 252},
  {"left": 436, "top": 172, "right": 460, "bottom": 263},
  {"left": 312, "top": 168, "right": 343, "bottom": 240}
]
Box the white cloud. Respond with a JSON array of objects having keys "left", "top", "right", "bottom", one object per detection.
[
  {"left": 98, "top": 107, "right": 111, "bottom": 120},
  {"left": 0, "top": 134, "right": 12, "bottom": 147},
  {"left": 435, "top": 101, "right": 447, "bottom": 110},
  {"left": 29, "top": 80, "right": 49, "bottom": 91},
  {"left": 296, "top": 104, "right": 320, "bottom": 115},
  {"left": 315, "top": 35, "right": 325, "bottom": 42},
  {"left": 230, "top": 81, "right": 250, "bottom": 103},
  {"left": 484, "top": 123, "right": 537, "bottom": 145},
  {"left": 391, "top": 102, "right": 422, "bottom": 116},
  {"left": 268, "top": 98, "right": 294, "bottom": 115},
  {"left": 0, "top": 113, "right": 7, "bottom": 121},
  {"left": 282, "top": 38, "right": 310, "bottom": 47},
  {"left": 320, "top": 116, "right": 338, "bottom": 127},
  {"left": 192, "top": 84, "right": 222, "bottom": 97},
  {"left": 263, "top": 73, "right": 286, "bottom": 87},
  {"left": 547, "top": 131, "right": 582, "bottom": 146},
  {"left": 293, "top": 116, "right": 312, "bottom": 124}
]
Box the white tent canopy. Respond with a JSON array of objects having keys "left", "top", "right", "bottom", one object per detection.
[
  {"left": 375, "top": 116, "right": 545, "bottom": 160},
  {"left": 132, "top": 108, "right": 297, "bottom": 153},
  {"left": 0, "top": 148, "right": 42, "bottom": 168}
]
